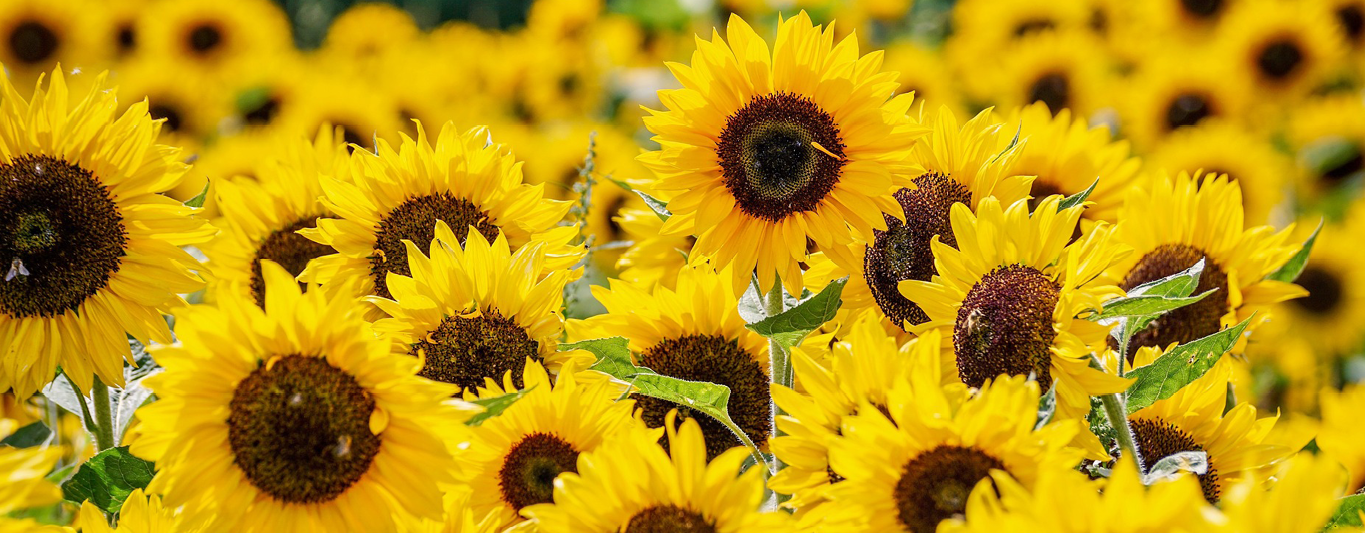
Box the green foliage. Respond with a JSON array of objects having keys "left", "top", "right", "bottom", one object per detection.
[
  {"left": 1034, "top": 383, "right": 1057, "bottom": 431},
  {"left": 1124, "top": 317, "right": 1252, "bottom": 414},
  {"left": 1091, "top": 258, "right": 1207, "bottom": 366},
  {"left": 183, "top": 183, "right": 209, "bottom": 208},
  {"left": 745, "top": 277, "right": 847, "bottom": 359},
  {"left": 1057, "top": 178, "right": 1098, "bottom": 211},
  {"left": 1323, "top": 494, "right": 1365, "bottom": 530},
  {"left": 562, "top": 337, "right": 772, "bottom": 473},
  {"left": 0, "top": 421, "right": 50, "bottom": 448},
  {"left": 1267, "top": 220, "right": 1322, "bottom": 283},
  {"left": 465, "top": 386, "right": 536, "bottom": 426},
  {"left": 61, "top": 446, "right": 156, "bottom": 514}
]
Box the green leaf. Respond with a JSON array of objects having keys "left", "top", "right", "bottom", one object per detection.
[
  {"left": 465, "top": 386, "right": 536, "bottom": 427},
  {"left": 1124, "top": 316, "right": 1253, "bottom": 414},
  {"left": 61, "top": 446, "right": 156, "bottom": 513},
  {"left": 1268, "top": 220, "right": 1322, "bottom": 283},
  {"left": 604, "top": 177, "right": 671, "bottom": 221},
  {"left": 0, "top": 421, "right": 50, "bottom": 448},
  {"left": 1090, "top": 289, "right": 1215, "bottom": 322},
  {"left": 1142, "top": 451, "right": 1208, "bottom": 485},
  {"left": 988, "top": 124, "right": 1022, "bottom": 166},
  {"left": 1301, "top": 137, "right": 1361, "bottom": 178},
  {"left": 234, "top": 85, "right": 273, "bottom": 115},
  {"left": 1057, "top": 178, "right": 1099, "bottom": 211},
  {"left": 1100, "top": 258, "right": 1207, "bottom": 357},
  {"left": 183, "top": 182, "right": 209, "bottom": 208},
  {"left": 566, "top": 336, "right": 771, "bottom": 473},
  {"left": 1323, "top": 494, "right": 1365, "bottom": 530},
  {"left": 1125, "top": 258, "right": 1205, "bottom": 299},
  {"left": 745, "top": 277, "right": 846, "bottom": 359},
  {"left": 1035, "top": 382, "right": 1057, "bottom": 431}
]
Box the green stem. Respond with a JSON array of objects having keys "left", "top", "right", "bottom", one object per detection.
[
  {"left": 90, "top": 376, "right": 115, "bottom": 452},
  {"left": 762, "top": 276, "right": 791, "bottom": 507},
  {"left": 1100, "top": 392, "right": 1143, "bottom": 471}
]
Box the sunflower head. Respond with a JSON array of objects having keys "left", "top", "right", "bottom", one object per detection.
[{"left": 639, "top": 12, "right": 927, "bottom": 296}]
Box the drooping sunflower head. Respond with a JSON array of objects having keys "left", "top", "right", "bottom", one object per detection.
[
  {"left": 898, "top": 196, "right": 1133, "bottom": 421},
  {"left": 1128, "top": 360, "right": 1290, "bottom": 503},
  {"left": 368, "top": 221, "right": 580, "bottom": 395},
  {"left": 827, "top": 370, "right": 1085, "bottom": 533},
  {"left": 1214, "top": 0, "right": 1346, "bottom": 98},
  {"left": 639, "top": 12, "right": 927, "bottom": 296},
  {"left": 1106, "top": 171, "right": 1304, "bottom": 356},
  {"left": 523, "top": 413, "right": 792, "bottom": 533},
  {"left": 0, "top": 67, "right": 214, "bottom": 398},
  {"left": 300, "top": 122, "right": 582, "bottom": 314},
  {"left": 1145, "top": 119, "right": 1293, "bottom": 225},
  {"left": 130, "top": 261, "right": 468, "bottom": 531},
  {"left": 571, "top": 264, "right": 772, "bottom": 460},
  {"left": 202, "top": 124, "right": 350, "bottom": 307},
  {"left": 769, "top": 319, "right": 946, "bottom": 510},
  {"left": 137, "top": 0, "right": 292, "bottom": 70},
  {"left": 458, "top": 360, "right": 645, "bottom": 529}
]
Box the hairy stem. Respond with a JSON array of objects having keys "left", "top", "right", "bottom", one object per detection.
[
  {"left": 1100, "top": 392, "right": 1143, "bottom": 471},
  {"left": 90, "top": 376, "right": 115, "bottom": 452}
]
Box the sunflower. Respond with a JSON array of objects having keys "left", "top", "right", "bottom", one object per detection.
[
  {"left": 457, "top": 360, "right": 645, "bottom": 529},
  {"left": 769, "top": 317, "right": 941, "bottom": 512},
  {"left": 802, "top": 106, "right": 1032, "bottom": 340},
  {"left": 947, "top": 0, "right": 1092, "bottom": 68},
  {"left": 76, "top": 488, "right": 199, "bottom": 533},
  {"left": 110, "top": 57, "right": 232, "bottom": 154},
  {"left": 1327, "top": 0, "right": 1365, "bottom": 61},
  {"left": 882, "top": 40, "right": 965, "bottom": 117},
  {"left": 1286, "top": 94, "right": 1365, "bottom": 203},
  {"left": 137, "top": 0, "right": 292, "bottom": 72},
  {"left": 321, "top": 2, "right": 420, "bottom": 63},
  {"left": 219, "top": 52, "right": 309, "bottom": 132},
  {"left": 368, "top": 223, "right": 581, "bottom": 394},
  {"left": 95, "top": 0, "right": 150, "bottom": 59},
  {"left": 0, "top": 68, "right": 214, "bottom": 399},
  {"left": 0, "top": 0, "right": 101, "bottom": 89},
  {"left": 272, "top": 70, "right": 404, "bottom": 152},
  {"left": 898, "top": 196, "right": 1132, "bottom": 421},
  {"left": 130, "top": 261, "right": 466, "bottom": 532},
  {"left": 1103, "top": 171, "right": 1303, "bottom": 356},
  {"left": 939, "top": 458, "right": 1215, "bottom": 532},
  {"left": 1215, "top": 452, "right": 1349, "bottom": 533},
  {"left": 1268, "top": 220, "right": 1365, "bottom": 359},
  {"left": 201, "top": 125, "right": 348, "bottom": 307},
  {"left": 169, "top": 129, "right": 275, "bottom": 203},
  {"left": 522, "top": 414, "right": 792, "bottom": 532},
  {"left": 613, "top": 208, "right": 694, "bottom": 289},
  {"left": 638, "top": 12, "right": 925, "bottom": 296},
  {"left": 0, "top": 443, "right": 60, "bottom": 515},
  {"left": 511, "top": 35, "right": 606, "bottom": 125},
  {"left": 998, "top": 102, "right": 1140, "bottom": 223},
  {"left": 299, "top": 122, "right": 582, "bottom": 313},
  {"left": 1319, "top": 384, "right": 1365, "bottom": 493},
  {"left": 974, "top": 30, "right": 1112, "bottom": 117},
  {"left": 1214, "top": 0, "right": 1346, "bottom": 99},
  {"left": 1126, "top": 361, "right": 1289, "bottom": 503},
  {"left": 1144, "top": 119, "right": 1293, "bottom": 225},
  {"left": 1118, "top": 50, "right": 1252, "bottom": 149},
  {"left": 825, "top": 371, "right": 1084, "bottom": 532},
  {"left": 568, "top": 264, "right": 773, "bottom": 461},
  {"left": 1124, "top": 0, "right": 1239, "bottom": 46}
]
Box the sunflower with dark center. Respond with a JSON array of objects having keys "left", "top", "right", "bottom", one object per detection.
[
  {"left": 7, "top": 18, "right": 59, "bottom": 65},
  {"left": 1106, "top": 172, "right": 1304, "bottom": 358},
  {"left": 639, "top": 12, "right": 925, "bottom": 297},
  {"left": 0, "top": 68, "right": 213, "bottom": 399},
  {"left": 1219, "top": 0, "right": 1345, "bottom": 95},
  {"left": 1118, "top": 53, "right": 1250, "bottom": 149},
  {"left": 769, "top": 319, "right": 937, "bottom": 509},
  {"left": 301, "top": 122, "right": 582, "bottom": 317},
  {"left": 522, "top": 416, "right": 792, "bottom": 532},
  {"left": 201, "top": 125, "right": 346, "bottom": 309},
  {"left": 827, "top": 366, "right": 1082, "bottom": 533},
  {"left": 1270, "top": 220, "right": 1365, "bottom": 355},
  {"left": 573, "top": 264, "right": 774, "bottom": 452},
  {"left": 459, "top": 362, "right": 643, "bottom": 529},
  {"left": 1126, "top": 361, "right": 1290, "bottom": 505},
  {"left": 129, "top": 261, "right": 465, "bottom": 531},
  {"left": 368, "top": 221, "right": 580, "bottom": 394},
  {"left": 141, "top": 0, "right": 292, "bottom": 67}
]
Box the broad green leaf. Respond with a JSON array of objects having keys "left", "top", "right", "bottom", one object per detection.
[
  {"left": 183, "top": 182, "right": 209, "bottom": 208},
  {"left": 1100, "top": 259, "right": 1207, "bottom": 358},
  {"left": 1035, "top": 383, "right": 1057, "bottom": 431},
  {"left": 1125, "top": 258, "right": 1205, "bottom": 299},
  {"left": 61, "top": 446, "right": 156, "bottom": 513},
  {"left": 746, "top": 277, "right": 847, "bottom": 359},
  {"left": 1301, "top": 136, "right": 1361, "bottom": 178},
  {"left": 1267, "top": 220, "right": 1322, "bottom": 283},
  {"left": 465, "top": 386, "right": 536, "bottom": 427},
  {"left": 1323, "top": 494, "right": 1365, "bottom": 530},
  {"left": 1124, "top": 316, "right": 1252, "bottom": 414},
  {"left": 0, "top": 421, "right": 50, "bottom": 448},
  {"left": 1091, "top": 289, "right": 1215, "bottom": 321},
  {"left": 1057, "top": 178, "right": 1099, "bottom": 211},
  {"left": 567, "top": 336, "right": 771, "bottom": 473}
]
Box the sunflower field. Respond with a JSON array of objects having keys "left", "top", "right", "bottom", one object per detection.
[{"left": 3, "top": 0, "right": 1365, "bottom": 530}]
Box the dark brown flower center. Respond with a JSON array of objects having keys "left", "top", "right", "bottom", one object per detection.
[
  {"left": 954, "top": 264, "right": 1059, "bottom": 388},
  {"left": 1339, "top": 5, "right": 1365, "bottom": 42},
  {"left": 148, "top": 103, "right": 185, "bottom": 133},
  {"left": 1118, "top": 244, "right": 1230, "bottom": 356},
  {"left": 498, "top": 432, "right": 579, "bottom": 510},
  {"left": 864, "top": 172, "right": 970, "bottom": 332},
  {"left": 116, "top": 24, "right": 135, "bottom": 54},
  {"left": 370, "top": 192, "right": 499, "bottom": 299},
  {"left": 1256, "top": 39, "right": 1304, "bottom": 80},
  {"left": 623, "top": 505, "right": 717, "bottom": 533},
  {"left": 1013, "top": 19, "right": 1055, "bottom": 37},
  {"left": 634, "top": 335, "right": 771, "bottom": 461},
  {"left": 187, "top": 23, "right": 222, "bottom": 54},
  {"left": 244, "top": 95, "right": 282, "bottom": 126},
  {"left": 716, "top": 92, "right": 845, "bottom": 223},
  {"left": 0, "top": 155, "right": 127, "bottom": 319},
  {"left": 1166, "top": 93, "right": 1213, "bottom": 131},
  {"left": 1027, "top": 73, "right": 1069, "bottom": 115},
  {"left": 408, "top": 309, "right": 541, "bottom": 392},
  {"left": 1322, "top": 144, "right": 1363, "bottom": 184},
  {"left": 9, "top": 20, "right": 58, "bottom": 64},
  {"left": 894, "top": 445, "right": 1006, "bottom": 533},
  {"left": 227, "top": 354, "right": 381, "bottom": 504},
  {"left": 1130, "top": 418, "right": 1221, "bottom": 502},
  {"left": 1181, "top": 0, "right": 1224, "bottom": 19},
  {"left": 1289, "top": 265, "right": 1342, "bottom": 315},
  {"left": 249, "top": 217, "right": 333, "bottom": 308},
  {"left": 330, "top": 121, "right": 370, "bottom": 151}
]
